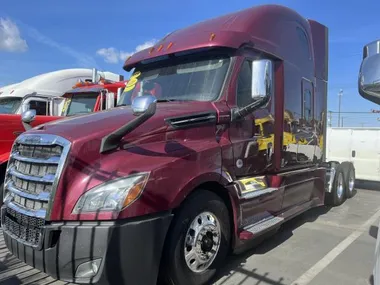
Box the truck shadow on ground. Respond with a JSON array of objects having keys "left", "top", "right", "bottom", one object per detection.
[
  {"left": 356, "top": 180, "right": 380, "bottom": 192},
  {"left": 213, "top": 205, "right": 332, "bottom": 285},
  {"left": 0, "top": 252, "right": 24, "bottom": 285}
]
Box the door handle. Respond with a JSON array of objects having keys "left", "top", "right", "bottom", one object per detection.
[{"left": 352, "top": 150, "right": 356, "bottom": 158}]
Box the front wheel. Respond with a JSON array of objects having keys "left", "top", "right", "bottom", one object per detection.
[{"left": 159, "top": 190, "right": 231, "bottom": 285}]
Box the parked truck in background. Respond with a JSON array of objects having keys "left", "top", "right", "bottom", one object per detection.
[
  {"left": 0, "top": 69, "right": 126, "bottom": 202},
  {"left": 326, "top": 127, "right": 380, "bottom": 182},
  {"left": 0, "top": 68, "right": 122, "bottom": 115},
  {"left": 1, "top": 5, "right": 356, "bottom": 285}
]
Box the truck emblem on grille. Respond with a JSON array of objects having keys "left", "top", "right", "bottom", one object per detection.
[{"left": 24, "top": 136, "right": 42, "bottom": 144}]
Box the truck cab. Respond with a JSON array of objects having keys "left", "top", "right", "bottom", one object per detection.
[
  {"left": 0, "top": 5, "right": 355, "bottom": 285},
  {"left": 59, "top": 80, "right": 127, "bottom": 117},
  {"left": 0, "top": 68, "right": 123, "bottom": 116}
]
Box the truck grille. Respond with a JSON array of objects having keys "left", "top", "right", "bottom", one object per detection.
[
  {"left": 3, "top": 207, "right": 44, "bottom": 246},
  {"left": 2, "top": 134, "right": 71, "bottom": 248}
]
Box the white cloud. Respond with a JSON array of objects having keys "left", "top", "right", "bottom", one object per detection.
[
  {"left": 96, "top": 39, "right": 157, "bottom": 64},
  {"left": 24, "top": 24, "right": 99, "bottom": 68},
  {"left": 0, "top": 18, "right": 28, "bottom": 52},
  {"left": 96, "top": 47, "right": 121, "bottom": 64}
]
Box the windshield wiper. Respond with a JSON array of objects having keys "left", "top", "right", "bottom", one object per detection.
[{"left": 156, "top": 99, "right": 178, "bottom": 102}]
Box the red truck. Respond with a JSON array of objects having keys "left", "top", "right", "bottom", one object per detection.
[
  {"left": 1, "top": 5, "right": 355, "bottom": 285},
  {"left": 0, "top": 79, "right": 127, "bottom": 199}
]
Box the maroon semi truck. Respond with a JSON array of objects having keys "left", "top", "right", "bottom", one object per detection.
[{"left": 1, "top": 5, "right": 355, "bottom": 285}]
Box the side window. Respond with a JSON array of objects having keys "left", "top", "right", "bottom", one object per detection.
[
  {"left": 303, "top": 89, "right": 312, "bottom": 122},
  {"left": 236, "top": 60, "right": 253, "bottom": 107},
  {"left": 29, "top": 100, "right": 47, "bottom": 115},
  {"left": 296, "top": 27, "right": 311, "bottom": 60}
]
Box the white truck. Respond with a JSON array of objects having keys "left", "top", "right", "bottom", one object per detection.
[
  {"left": 0, "top": 68, "right": 122, "bottom": 116},
  {"left": 326, "top": 127, "right": 380, "bottom": 182}
]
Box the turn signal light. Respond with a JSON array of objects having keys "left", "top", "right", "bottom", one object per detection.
[{"left": 123, "top": 180, "right": 146, "bottom": 208}]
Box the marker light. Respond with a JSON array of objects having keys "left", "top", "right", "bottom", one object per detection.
[
  {"left": 210, "top": 33, "right": 216, "bottom": 41},
  {"left": 157, "top": 44, "right": 163, "bottom": 52},
  {"left": 167, "top": 42, "right": 173, "bottom": 50}
]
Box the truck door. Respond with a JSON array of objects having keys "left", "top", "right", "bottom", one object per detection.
[
  {"left": 281, "top": 78, "right": 316, "bottom": 209},
  {"left": 228, "top": 57, "right": 283, "bottom": 219},
  {"left": 22, "top": 97, "right": 49, "bottom": 116}
]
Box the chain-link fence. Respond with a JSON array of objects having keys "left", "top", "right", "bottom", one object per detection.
[{"left": 327, "top": 111, "right": 380, "bottom": 128}]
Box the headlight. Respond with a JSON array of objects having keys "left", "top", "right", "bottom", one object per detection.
[{"left": 72, "top": 172, "right": 149, "bottom": 214}]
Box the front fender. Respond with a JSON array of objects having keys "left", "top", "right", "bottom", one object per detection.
[{"left": 170, "top": 171, "right": 225, "bottom": 208}]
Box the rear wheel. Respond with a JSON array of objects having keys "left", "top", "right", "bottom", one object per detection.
[
  {"left": 341, "top": 162, "right": 355, "bottom": 198},
  {"left": 326, "top": 164, "right": 346, "bottom": 206},
  {"left": 159, "top": 190, "right": 231, "bottom": 285}
]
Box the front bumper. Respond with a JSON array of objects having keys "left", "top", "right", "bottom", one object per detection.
[{"left": 2, "top": 211, "right": 172, "bottom": 285}]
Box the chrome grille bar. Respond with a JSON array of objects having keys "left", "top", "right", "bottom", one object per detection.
[
  {"left": 6, "top": 201, "right": 46, "bottom": 219},
  {"left": 10, "top": 153, "right": 60, "bottom": 164},
  {"left": 6, "top": 181, "right": 50, "bottom": 201},
  {"left": 8, "top": 167, "right": 55, "bottom": 183}
]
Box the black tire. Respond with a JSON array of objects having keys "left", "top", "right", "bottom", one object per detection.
[
  {"left": 341, "top": 162, "right": 355, "bottom": 198},
  {"left": 159, "top": 190, "right": 231, "bottom": 285},
  {"left": 325, "top": 164, "right": 346, "bottom": 206}
]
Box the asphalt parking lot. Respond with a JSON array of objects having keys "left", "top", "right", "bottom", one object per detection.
[{"left": 0, "top": 184, "right": 379, "bottom": 285}]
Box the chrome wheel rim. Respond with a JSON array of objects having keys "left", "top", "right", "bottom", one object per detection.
[
  {"left": 348, "top": 170, "right": 355, "bottom": 193},
  {"left": 337, "top": 173, "right": 344, "bottom": 199},
  {"left": 184, "top": 211, "right": 221, "bottom": 273}
]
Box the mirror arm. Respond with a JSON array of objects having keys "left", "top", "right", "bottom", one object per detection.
[
  {"left": 231, "top": 96, "right": 270, "bottom": 121},
  {"left": 22, "top": 122, "right": 33, "bottom": 131},
  {"left": 99, "top": 103, "right": 156, "bottom": 154}
]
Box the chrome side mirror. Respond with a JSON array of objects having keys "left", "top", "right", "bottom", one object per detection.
[
  {"left": 359, "top": 40, "right": 380, "bottom": 105},
  {"left": 21, "top": 109, "right": 36, "bottom": 131},
  {"left": 232, "top": 59, "right": 273, "bottom": 121},
  {"left": 131, "top": 94, "right": 157, "bottom": 116},
  {"left": 116, "top": 87, "right": 124, "bottom": 105},
  {"left": 251, "top": 59, "right": 273, "bottom": 102},
  {"left": 106, "top": 92, "right": 115, "bottom": 109}
]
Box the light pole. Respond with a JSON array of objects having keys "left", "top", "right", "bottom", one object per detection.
[{"left": 338, "top": 89, "right": 343, "bottom": 127}]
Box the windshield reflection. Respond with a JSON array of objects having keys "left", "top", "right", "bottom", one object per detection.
[
  {"left": 118, "top": 55, "right": 230, "bottom": 106},
  {"left": 0, "top": 97, "right": 22, "bottom": 114}
]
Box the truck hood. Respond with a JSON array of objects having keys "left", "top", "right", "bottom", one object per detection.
[{"left": 29, "top": 101, "right": 218, "bottom": 144}]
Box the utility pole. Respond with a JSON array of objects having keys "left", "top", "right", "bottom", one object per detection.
[
  {"left": 338, "top": 89, "right": 343, "bottom": 127},
  {"left": 328, "top": 111, "right": 332, "bottom": 127}
]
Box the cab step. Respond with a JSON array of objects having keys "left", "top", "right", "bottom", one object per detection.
[{"left": 239, "top": 215, "right": 284, "bottom": 240}]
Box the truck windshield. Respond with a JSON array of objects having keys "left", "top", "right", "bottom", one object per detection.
[
  {"left": 118, "top": 55, "right": 230, "bottom": 105},
  {"left": 63, "top": 93, "right": 99, "bottom": 116},
  {"left": 0, "top": 97, "right": 22, "bottom": 114}
]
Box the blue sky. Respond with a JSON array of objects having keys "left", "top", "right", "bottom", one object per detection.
[{"left": 1, "top": 0, "right": 380, "bottom": 126}]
